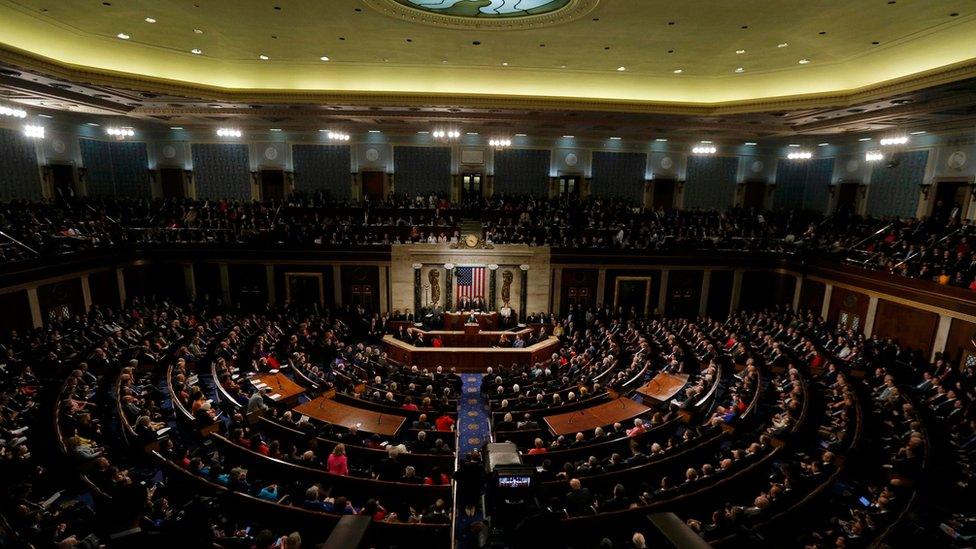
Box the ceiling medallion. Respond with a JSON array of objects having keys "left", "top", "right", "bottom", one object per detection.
[{"left": 364, "top": 0, "right": 599, "bottom": 29}]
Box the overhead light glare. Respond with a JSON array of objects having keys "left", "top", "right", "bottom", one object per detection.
[
  {"left": 798, "top": 58, "right": 811, "bottom": 64},
  {"left": 191, "top": 48, "right": 202, "bottom": 55},
  {"left": 144, "top": 17, "right": 156, "bottom": 23},
  {"left": 320, "top": 56, "right": 330, "bottom": 61},
  {"left": 23, "top": 125, "right": 45, "bottom": 138},
  {"left": 879, "top": 136, "right": 909, "bottom": 146},
  {"left": 787, "top": 151, "right": 812, "bottom": 160},
  {"left": 269, "top": 128, "right": 282, "bottom": 132},
  {"left": 616, "top": 66, "right": 626, "bottom": 71},
  {"left": 818, "top": 143, "right": 829, "bottom": 147},
  {"left": 368, "top": 130, "right": 382, "bottom": 133},
  {"left": 692, "top": 146, "right": 717, "bottom": 154},
  {"left": 259, "top": 54, "right": 269, "bottom": 60},
  {"left": 515, "top": 133, "right": 527, "bottom": 137},
  {"left": 562, "top": 135, "right": 574, "bottom": 139},
  {"left": 170, "top": 126, "right": 183, "bottom": 130},
  {"left": 489, "top": 138, "right": 512, "bottom": 147},
  {"left": 909, "top": 131, "right": 927, "bottom": 135},
  {"left": 865, "top": 151, "right": 884, "bottom": 162},
  {"left": 0, "top": 105, "right": 28, "bottom": 118},
  {"left": 672, "top": 69, "right": 683, "bottom": 74},
  {"left": 655, "top": 138, "right": 668, "bottom": 142},
  {"left": 744, "top": 142, "right": 757, "bottom": 146},
  {"left": 106, "top": 127, "right": 135, "bottom": 138},
  {"left": 117, "top": 32, "right": 130, "bottom": 40},
  {"left": 734, "top": 67, "right": 744, "bottom": 73},
  {"left": 216, "top": 128, "right": 242, "bottom": 138},
  {"left": 326, "top": 131, "right": 351, "bottom": 141},
  {"left": 777, "top": 42, "right": 789, "bottom": 48},
  {"left": 609, "top": 136, "right": 622, "bottom": 140},
  {"left": 736, "top": 49, "right": 746, "bottom": 54}
]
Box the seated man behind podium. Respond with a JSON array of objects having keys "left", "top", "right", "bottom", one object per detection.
[
  {"left": 457, "top": 296, "right": 471, "bottom": 311},
  {"left": 466, "top": 311, "right": 478, "bottom": 324},
  {"left": 473, "top": 295, "right": 485, "bottom": 311}
]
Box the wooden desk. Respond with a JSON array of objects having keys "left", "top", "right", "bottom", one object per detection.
[
  {"left": 382, "top": 335, "right": 560, "bottom": 372},
  {"left": 294, "top": 396, "right": 406, "bottom": 437},
  {"left": 250, "top": 372, "right": 305, "bottom": 407},
  {"left": 544, "top": 397, "right": 650, "bottom": 436},
  {"left": 635, "top": 373, "right": 690, "bottom": 405},
  {"left": 445, "top": 312, "right": 498, "bottom": 330}
]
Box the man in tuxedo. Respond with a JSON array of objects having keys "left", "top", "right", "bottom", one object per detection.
[
  {"left": 458, "top": 296, "right": 471, "bottom": 311},
  {"left": 473, "top": 296, "right": 485, "bottom": 311}
]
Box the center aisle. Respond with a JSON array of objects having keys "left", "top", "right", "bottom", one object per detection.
[{"left": 458, "top": 373, "right": 491, "bottom": 455}]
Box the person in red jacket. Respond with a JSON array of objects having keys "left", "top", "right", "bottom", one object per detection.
[{"left": 435, "top": 413, "right": 455, "bottom": 432}]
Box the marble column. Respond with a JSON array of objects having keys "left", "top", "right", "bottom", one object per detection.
[
  {"left": 519, "top": 265, "right": 529, "bottom": 320},
  {"left": 116, "top": 267, "right": 127, "bottom": 306},
  {"left": 27, "top": 287, "right": 42, "bottom": 328},
  {"left": 379, "top": 266, "right": 389, "bottom": 313},
  {"left": 864, "top": 296, "right": 879, "bottom": 337},
  {"left": 80, "top": 274, "right": 92, "bottom": 312},
  {"left": 219, "top": 263, "right": 231, "bottom": 305},
  {"left": 551, "top": 267, "right": 563, "bottom": 314},
  {"left": 184, "top": 265, "right": 197, "bottom": 301},
  {"left": 596, "top": 268, "right": 607, "bottom": 308},
  {"left": 792, "top": 273, "right": 803, "bottom": 311},
  {"left": 265, "top": 265, "right": 275, "bottom": 305},
  {"left": 729, "top": 269, "right": 744, "bottom": 313},
  {"left": 488, "top": 264, "right": 499, "bottom": 310},
  {"left": 932, "top": 314, "right": 952, "bottom": 362},
  {"left": 658, "top": 269, "right": 670, "bottom": 316},
  {"left": 821, "top": 284, "right": 833, "bottom": 319},
  {"left": 699, "top": 269, "right": 712, "bottom": 317},
  {"left": 332, "top": 265, "right": 343, "bottom": 308},
  {"left": 412, "top": 263, "right": 422, "bottom": 315}
]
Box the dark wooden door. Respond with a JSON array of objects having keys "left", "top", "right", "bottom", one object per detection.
[
  {"left": 558, "top": 176, "right": 579, "bottom": 197},
  {"left": 835, "top": 183, "right": 860, "bottom": 215},
  {"left": 160, "top": 168, "right": 185, "bottom": 198},
  {"left": 51, "top": 164, "right": 76, "bottom": 201},
  {"left": 933, "top": 181, "right": 967, "bottom": 222},
  {"left": 742, "top": 181, "right": 766, "bottom": 209},
  {"left": 461, "top": 173, "right": 482, "bottom": 200},
  {"left": 261, "top": 170, "right": 285, "bottom": 201},
  {"left": 652, "top": 178, "right": 675, "bottom": 210},
  {"left": 362, "top": 171, "right": 384, "bottom": 201}
]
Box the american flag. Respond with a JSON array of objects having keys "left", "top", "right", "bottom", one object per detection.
[{"left": 455, "top": 266, "right": 486, "bottom": 300}]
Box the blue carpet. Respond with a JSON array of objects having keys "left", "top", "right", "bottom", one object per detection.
[{"left": 458, "top": 374, "right": 490, "bottom": 456}]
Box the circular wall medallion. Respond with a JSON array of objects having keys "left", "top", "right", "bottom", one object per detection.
[
  {"left": 264, "top": 146, "right": 279, "bottom": 161},
  {"left": 660, "top": 156, "right": 673, "bottom": 170},
  {"left": 947, "top": 151, "right": 967, "bottom": 170},
  {"left": 162, "top": 145, "right": 177, "bottom": 159},
  {"left": 363, "top": 0, "right": 599, "bottom": 29},
  {"left": 564, "top": 152, "right": 578, "bottom": 167},
  {"left": 51, "top": 138, "right": 66, "bottom": 154},
  {"left": 751, "top": 160, "right": 764, "bottom": 173},
  {"left": 365, "top": 147, "right": 380, "bottom": 162},
  {"left": 846, "top": 159, "right": 860, "bottom": 173}
]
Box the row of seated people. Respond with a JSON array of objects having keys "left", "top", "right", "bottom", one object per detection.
[{"left": 3, "top": 193, "right": 975, "bottom": 289}]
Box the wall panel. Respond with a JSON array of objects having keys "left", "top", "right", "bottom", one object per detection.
[
  {"left": 684, "top": 156, "right": 738, "bottom": 210},
  {"left": 393, "top": 146, "right": 451, "bottom": 196},
  {"left": 590, "top": 151, "right": 646, "bottom": 201},
  {"left": 866, "top": 150, "right": 929, "bottom": 218},
  {"left": 873, "top": 299, "right": 938, "bottom": 355},
  {"left": 191, "top": 143, "right": 251, "bottom": 200},
  {"left": 0, "top": 128, "right": 41, "bottom": 201},
  {"left": 292, "top": 144, "right": 351, "bottom": 196},
  {"left": 493, "top": 148, "right": 550, "bottom": 196}
]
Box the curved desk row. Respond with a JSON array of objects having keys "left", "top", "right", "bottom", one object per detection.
[{"left": 382, "top": 334, "right": 560, "bottom": 372}]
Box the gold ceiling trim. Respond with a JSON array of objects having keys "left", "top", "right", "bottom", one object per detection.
[
  {"left": 361, "top": 0, "right": 599, "bottom": 30},
  {"left": 2, "top": 44, "right": 976, "bottom": 118}
]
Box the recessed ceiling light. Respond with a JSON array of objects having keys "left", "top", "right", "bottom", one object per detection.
[
  {"left": 609, "top": 136, "right": 622, "bottom": 140},
  {"left": 191, "top": 48, "right": 202, "bottom": 55},
  {"left": 560, "top": 65, "right": 567, "bottom": 69},
  {"left": 858, "top": 137, "right": 872, "bottom": 141},
  {"left": 744, "top": 142, "right": 757, "bottom": 146},
  {"left": 441, "top": 59, "right": 449, "bottom": 64},
  {"left": 735, "top": 67, "right": 744, "bottom": 73},
  {"left": 466, "top": 132, "right": 479, "bottom": 135},
  {"left": 86, "top": 122, "right": 100, "bottom": 126},
  {"left": 144, "top": 17, "right": 156, "bottom": 23},
  {"left": 563, "top": 135, "right": 574, "bottom": 138},
  {"left": 655, "top": 138, "right": 668, "bottom": 142},
  {"left": 788, "top": 143, "right": 801, "bottom": 147},
  {"left": 616, "top": 66, "right": 626, "bottom": 71},
  {"left": 777, "top": 42, "right": 789, "bottom": 48},
  {"left": 502, "top": 62, "right": 509, "bottom": 66},
  {"left": 818, "top": 143, "right": 829, "bottom": 146},
  {"left": 320, "top": 56, "right": 330, "bottom": 61},
  {"left": 193, "top": 28, "right": 204, "bottom": 34},
  {"left": 798, "top": 58, "right": 811, "bottom": 64},
  {"left": 318, "top": 129, "right": 328, "bottom": 132},
  {"left": 909, "top": 130, "right": 926, "bottom": 135},
  {"left": 673, "top": 69, "right": 683, "bottom": 74},
  {"left": 515, "top": 133, "right": 527, "bottom": 137},
  {"left": 170, "top": 126, "right": 183, "bottom": 130},
  {"left": 417, "top": 131, "right": 429, "bottom": 134},
  {"left": 38, "top": 113, "right": 53, "bottom": 119},
  {"left": 735, "top": 49, "right": 746, "bottom": 54},
  {"left": 700, "top": 140, "right": 712, "bottom": 144},
  {"left": 259, "top": 54, "right": 269, "bottom": 60},
  {"left": 368, "top": 130, "right": 381, "bottom": 133},
  {"left": 269, "top": 128, "right": 282, "bottom": 132},
  {"left": 117, "top": 32, "right": 130, "bottom": 39}
]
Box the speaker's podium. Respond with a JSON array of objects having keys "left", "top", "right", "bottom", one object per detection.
[
  {"left": 463, "top": 322, "right": 481, "bottom": 336},
  {"left": 484, "top": 442, "right": 537, "bottom": 543}
]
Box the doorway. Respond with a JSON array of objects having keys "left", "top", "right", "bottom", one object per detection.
[
  {"left": 160, "top": 168, "right": 185, "bottom": 198},
  {"left": 742, "top": 180, "right": 767, "bottom": 210},
  {"left": 558, "top": 175, "right": 579, "bottom": 197},
  {"left": 614, "top": 277, "right": 651, "bottom": 317},
  {"left": 362, "top": 171, "right": 385, "bottom": 201},
  {"left": 285, "top": 273, "right": 324, "bottom": 307},
  {"left": 461, "top": 172, "right": 482, "bottom": 201},
  {"left": 652, "top": 178, "right": 676, "bottom": 210},
  {"left": 260, "top": 170, "right": 285, "bottom": 201},
  {"left": 50, "top": 164, "right": 76, "bottom": 201},
  {"left": 835, "top": 182, "right": 861, "bottom": 215},
  {"left": 932, "top": 180, "right": 970, "bottom": 222}
]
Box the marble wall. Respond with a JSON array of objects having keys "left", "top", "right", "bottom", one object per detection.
[{"left": 390, "top": 243, "right": 551, "bottom": 315}]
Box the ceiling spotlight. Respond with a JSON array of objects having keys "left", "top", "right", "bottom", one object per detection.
[
  {"left": 865, "top": 151, "right": 884, "bottom": 162},
  {"left": 191, "top": 48, "right": 202, "bottom": 55},
  {"left": 368, "top": 130, "right": 382, "bottom": 133},
  {"left": 23, "top": 125, "right": 45, "bottom": 139},
  {"left": 326, "top": 131, "right": 350, "bottom": 141},
  {"left": 37, "top": 114, "right": 53, "bottom": 119},
  {"left": 515, "top": 133, "right": 527, "bottom": 137},
  {"left": 734, "top": 67, "right": 744, "bottom": 73},
  {"left": 0, "top": 105, "right": 28, "bottom": 118},
  {"left": 735, "top": 49, "right": 746, "bottom": 54},
  {"left": 269, "top": 128, "right": 282, "bottom": 132},
  {"left": 777, "top": 42, "right": 789, "bottom": 48},
  {"left": 673, "top": 69, "right": 683, "bottom": 74},
  {"left": 106, "top": 127, "right": 135, "bottom": 138},
  {"left": 744, "top": 142, "right": 757, "bottom": 146},
  {"left": 655, "top": 138, "right": 668, "bottom": 142},
  {"left": 259, "top": 54, "right": 270, "bottom": 60},
  {"left": 193, "top": 28, "right": 204, "bottom": 34},
  {"left": 489, "top": 138, "right": 512, "bottom": 147},
  {"left": 320, "top": 56, "right": 330, "bottom": 61},
  {"left": 818, "top": 143, "right": 830, "bottom": 147},
  {"left": 170, "top": 126, "right": 183, "bottom": 130},
  {"left": 858, "top": 137, "right": 872, "bottom": 142},
  {"left": 879, "top": 135, "right": 909, "bottom": 146},
  {"left": 117, "top": 32, "right": 130, "bottom": 39},
  {"left": 788, "top": 143, "right": 801, "bottom": 147},
  {"left": 144, "top": 17, "right": 156, "bottom": 23},
  {"left": 86, "top": 122, "right": 100, "bottom": 126},
  {"left": 909, "top": 131, "right": 927, "bottom": 135},
  {"left": 609, "top": 136, "right": 622, "bottom": 140},
  {"left": 798, "top": 58, "right": 811, "bottom": 64},
  {"left": 616, "top": 66, "right": 626, "bottom": 71},
  {"left": 692, "top": 145, "right": 717, "bottom": 154},
  {"left": 501, "top": 62, "right": 509, "bottom": 66},
  {"left": 787, "top": 150, "right": 812, "bottom": 160},
  {"left": 563, "top": 135, "right": 574, "bottom": 139},
  {"left": 216, "top": 128, "right": 242, "bottom": 138}
]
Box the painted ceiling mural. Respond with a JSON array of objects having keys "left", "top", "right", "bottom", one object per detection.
[{"left": 396, "top": 0, "right": 571, "bottom": 17}]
